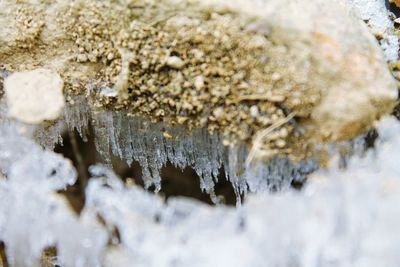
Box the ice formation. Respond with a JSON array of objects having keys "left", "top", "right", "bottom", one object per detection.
[
  {"left": 89, "top": 117, "right": 400, "bottom": 267},
  {"left": 0, "top": 126, "right": 107, "bottom": 267},
  {"left": 347, "top": 0, "right": 399, "bottom": 62},
  {"left": 1, "top": 116, "right": 400, "bottom": 266},
  {"left": 31, "top": 95, "right": 318, "bottom": 204}
]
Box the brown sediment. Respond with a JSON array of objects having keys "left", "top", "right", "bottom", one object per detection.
[{"left": 0, "top": 0, "right": 396, "bottom": 163}]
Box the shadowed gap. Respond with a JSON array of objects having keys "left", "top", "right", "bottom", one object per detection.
[{"left": 54, "top": 128, "right": 238, "bottom": 213}]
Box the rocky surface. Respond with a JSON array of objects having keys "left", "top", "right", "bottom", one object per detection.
[{"left": 0, "top": 0, "right": 396, "bottom": 163}]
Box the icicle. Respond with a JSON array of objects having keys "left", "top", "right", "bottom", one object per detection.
[
  {"left": 92, "top": 111, "right": 112, "bottom": 166},
  {"left": 0, "top": 98, "right": 9, "bottom": 123},
  {"left": 224, "top": 144, "right": 248, "bottom": 205},
  {"left": 114, "top": 112, "right": 134, "bottom": 165},
  {"left": 64, "top": 96, "right": 91, "bottom": 142},
  {"left": 34, "top": 121, "right": 64, "bottom": 150},
  {"left": 28, "top": 92, "right": 319, "bottom": 200},
  {"left": 245, "top": 157, "right": 318, "bottom": 193}
]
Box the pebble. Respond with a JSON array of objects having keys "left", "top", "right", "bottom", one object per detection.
[
  {"left": 213, "top": 107, "right": 225, "bottom": 119},
  {"left": 194, "top": 75, "right": 205, "bottom": 90},
  {"left": 275, "top": 139, "right": 286, "bottom": 148},
  {"left": 250, "top": 105, "right": 259, "bottom": 118},
  {"left": 77, "top": 54, "right": 88, "bottom": 62},
  {"left": 166, "top": 56, "right": 185, "bottom": 69},
  {"left": 107, "top": 53, "right": 114, "bottom": 60}
]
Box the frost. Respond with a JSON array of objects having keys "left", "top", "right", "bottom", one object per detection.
[
  {"left": 347, "top": 0, "right": 399, "bottom": 62},
  {"left": 1, "top": 116, "right": 400, "bottom": 266},
  {"left": 245, "top": 157, "right": 318, "bottom": 193},
  {"left": 0, "top": 126, "right": 107, "bottom": 267},
  {"left": 0, "top": 126, "right": 76, "bottom": 189},
  {"left": 89, "top": 116, "right": 400, "bottom": 267}
]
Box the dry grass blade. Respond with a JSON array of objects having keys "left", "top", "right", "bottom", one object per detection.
[{"left": 245, "top": 112, "right": 296, "bottom": 168}]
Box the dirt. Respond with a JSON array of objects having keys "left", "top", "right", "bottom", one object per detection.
[{"left": 0, "top": 0, "right": 396, "bottom": 163}]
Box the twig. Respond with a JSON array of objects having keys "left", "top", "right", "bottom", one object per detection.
[{"left": 234, "top": 94, "right": 286, "bottom": 103}]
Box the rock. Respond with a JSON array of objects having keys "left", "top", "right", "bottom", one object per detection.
[
  {"left": 4, "top": 68, "right": 65, "bottom": 124},
  {"left": 194, "top": 75, "right": 205, "bottom": 90},
  {"left": 0, "top": 0, "right": 397, "bottom": 146},
  {"left": 200, "top": 0, "right": 397, "bottom": 141}
]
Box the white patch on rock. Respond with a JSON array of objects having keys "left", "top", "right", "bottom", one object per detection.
[{"left": 4, "top": 68, "right": 65, "bottom": 124}]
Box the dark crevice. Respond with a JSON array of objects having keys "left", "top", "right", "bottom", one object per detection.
[
  {"left": 54, "top": 128, "right": 238, "bottom": 209},
  {"left": 386, "top": 0, "right": 400, "bottom": 17},
  {"left": 108, "top": 153, "right": 237, "bottom": 205},
  {"left": 290, "top": 179, "right": 305, "bottom": 190},
  {"left": 54, "top": 128, "right": 101, "bottom": 214},
  {"left": 392, "top": 102, "right": 400, "bottom": 121},
  {"left": 160, "top": 164, "right": 237, "bottom": 205},
  {"left": 364, "top": 128, "right": 379, "bottom": 149}
]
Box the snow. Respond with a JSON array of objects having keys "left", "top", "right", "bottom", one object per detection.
[{"left": 0, "top": 126, "right": 107, "bottom": 267}]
